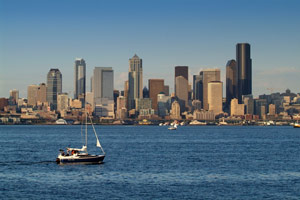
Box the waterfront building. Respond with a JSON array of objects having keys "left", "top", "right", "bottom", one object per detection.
[
  {"left": 191, "top": 100, "right": 202, "bottom": 112},
  {"left": 230, "top": 98, "right": 244, "bottom": 116},
  {"left": 17, "top": 98, "right": 27, "bottom": 108},
  {"left": 0, "top": 98, "right": 8, "bottom": 111},
  {"left": 157, "top": 93, "right": 171, "bottom": 118},
  {"left": 57, "top": 93, "right": 69, "bottom": 112},
  {"left": 193, "top": 75, "right": 202, "bottom": 100},
  {"left": 193, "top": 110, "right": 215, "bottom": 121},
  {"left": 36, "top": 83, "right": 47, "bottom": 104},
  {"left": 46, "top": 69, "right": 62, "bottom": 110},
  {"left": 268, "top": 104, "right": 276, "bottom": 115},
  {"left": 27, "top": 85, "right": 39, "bottom": 107},
  {"left": 149, "top": 79, "right": 164, "bottom": 111},
  {"left": 242, "top": 94, "right": 254, "bottom": 115},
  {"left": 254, "top": 99, "right": 267, "bottom": 117},
  {"left": 208, "top": 81, "right": 223, "bottom": 115},
  {"left": 135, "top": 98, "right": 152, "bottom": 111},
  {"left": 237, "top": 43, "right": 252, "bottom": 102},
  {"left": 200, "top": 69, "right": 221, "bottom": 110},
  {"left": 170, "top": 100, "right": 181, "bottom": 120},
  {"left": 70, "top": 99, "right": 82, "bottom": 109},
  {"left": 92, "top": 67, "right": 114, "bottom": 118},
  {"left": 128, "top": 54, "right": 143, "bottom": 110},
  {"left": 9, "top": 89, "right": 19, "bottom": 105},
  {"left": 226, "top": 59, "right": 238, "bottom": 107},
  {"left": 94, "top": 99, "right": 114, "bottom": 118},
  {"left": 85, "top": 92, "right": 94, "bottom": 108},
  {"left": 175, "top": 66, "right": 188, "bottom": 112},
  {"left": 116, "top": 96, "right": 127, "bottom": 119},
  {"left": 74, "top": 58, "right": 86, "bottom": 104}
]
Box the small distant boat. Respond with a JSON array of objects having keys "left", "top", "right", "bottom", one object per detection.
[
  {"left": 159, "top": 123, "right": 163, "bottom": 126},
  {"left": 168, "top": 123, "right": 178, "bottom": 130},
  {"left": 56, "top": 119, "right": 67, "bottom": 125},
  {"left": 138, "top": 119, "right": 151, "bottom": 125},
  {"left": 189, "top": 120, "right": 207, "bottom": 125},
  {"left": 56, "top": 111, "right": 105, "bottom": 164},
  {"left": 294, "top": 121, "right": 300, "bottom": 128},
  {"left": 218, "top": 118, "right": 228, "bottom": 126}
]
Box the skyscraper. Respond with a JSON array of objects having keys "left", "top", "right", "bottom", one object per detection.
[
  {"left": 37, "top": 83, "right": 47, "bottom": 104},
  {"left": 148, "top": 79, "right": 164, "bottom": 111},
  {"left": 236, "top": 43, "right": 252, "bottom": 102},
  {"left": 128, "top": 54, "right": 143, "bottom": 110},
  {"left": 47, "top": 68, "right": 62, "bottom": 110},
  {"left": 93, "top": 67, "right": 114, "bottom": 117},
  {"left": 74, "top": 58, "right": 86, "bottom": 103},
  {"left": 208, "top": 81, "right": 223, "bottom": 115},
  {"left": 27, "top": 85, "right": 39, "bottom": 106},
  {"left": 226, "top": 59, "right": 238, "bottom": 108},
  {"left": 93, "top": 67, "right": 114, "bottom": 100},
  {"left": 193, "top": 75, "right": 202, "bottom": 100},
  {"left": 175, "top": 66, "right": 188, "bottom": 112},
  {"left": 57, "top": 93, "right": 69, "bottom": 112},
  {"left": 200, "top": 69, "right": 220, "bottom": 110},
  {"left": 9, "top": 89, "right": 19, "bottom": 105}
]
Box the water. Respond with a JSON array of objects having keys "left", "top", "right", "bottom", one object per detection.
[{"left": 1, "top": 125, "right": 300, "bottom": 199}]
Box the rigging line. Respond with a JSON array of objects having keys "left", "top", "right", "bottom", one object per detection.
[
  {"left": 85, "top": 110, "right": 88, "bottom": 147},
  {"left": 88, "top": 113, "right": 105, "bottom": 155}
]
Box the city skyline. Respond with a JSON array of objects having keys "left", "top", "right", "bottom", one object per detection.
[{"left": 1, "top": 0, "right": 300, "bottom": 98}]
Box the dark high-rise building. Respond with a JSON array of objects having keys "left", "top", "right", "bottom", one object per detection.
[
  {"left": 142, "top": 87, "right": 149, "bottom": 98},
  {"left": 226, "top": 59, "right": 238, "bottom": 108},
  {"left": 193, "top": 75, "right": 202, "bottom": 100},
  {"left": 236, "top": 43, "right": 252, "bottom": 102},
  {"left": 148, "top": 79, "right": 164, "bottom": 111},
  {"left": 175, "top": 66, "right": 188, "bottom": 80},
  {"left": 47, "top": 69, "right": 62, "bottom": 110},
  {"left": 175, "top": 66, "right": 188, "bottom": 112},
  {"left": 74, "top": 58, "right": 86, "bottom": 105}
]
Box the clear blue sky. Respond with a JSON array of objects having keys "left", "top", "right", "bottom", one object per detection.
[{"left": 1, "top": 0, "right": 300, "bottom": 98}]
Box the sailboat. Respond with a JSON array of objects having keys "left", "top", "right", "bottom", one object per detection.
[{"left": 56, "top": 112, "right": 105, "bottom": 164}]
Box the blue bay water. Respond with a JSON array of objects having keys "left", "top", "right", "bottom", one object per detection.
[{"left": 0, "top": 125, "right": 300, "bottom": 199}]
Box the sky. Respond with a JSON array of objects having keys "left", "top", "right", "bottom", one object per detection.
[{"left": 1, "top": 0, "right": 300, "bottom": 98}]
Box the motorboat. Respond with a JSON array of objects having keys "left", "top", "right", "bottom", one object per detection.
[
  {"left": 56, "top": 112, "right": 105, "bottom": 164},
  {"left": 189, "top": 120, "right": 207, "bottom": 125},
  {"left": 56, "top": 119, "right": 67, "bottom": 125},
  {"left": 168, "top": 123, "right": 178, "bottom": 130}
]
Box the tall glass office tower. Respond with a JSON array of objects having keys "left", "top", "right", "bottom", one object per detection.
[
  {"left": 47, "top": 68, "right": 62, "bottom": 110},
  {"left": 236, "top": 43, "right": 252, "bottom": 102}
]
